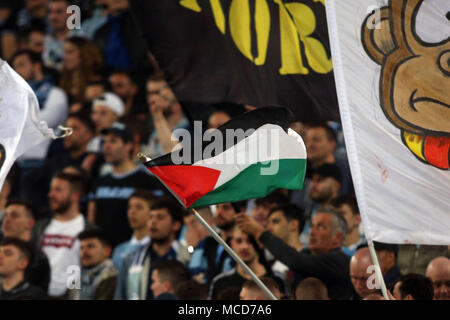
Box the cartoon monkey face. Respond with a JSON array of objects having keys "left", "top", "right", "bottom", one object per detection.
[{"left": 362, "top": 0, "right": 450, "bottom": 169}]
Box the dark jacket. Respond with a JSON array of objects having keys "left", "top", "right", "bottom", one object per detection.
[
  {"left": 0, "top": 281, "right": 47, "bottom": 300},
  {"left": 258, "top": 231, "right": 353, "bottom": 300},
  {"left": 26, "top": 243, "right": 51, "bottom": 293},
  {"left": 93, "top": 10, "right": 152, "bottom": 73}
]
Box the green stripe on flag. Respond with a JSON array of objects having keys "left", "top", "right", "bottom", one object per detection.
[{"left": 190, "top": 159, "right": 307, "bottom": 208}]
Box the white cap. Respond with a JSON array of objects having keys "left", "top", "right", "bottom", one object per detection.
[{"left": 92, "top": 92, "right": 125, "bottom": 116}]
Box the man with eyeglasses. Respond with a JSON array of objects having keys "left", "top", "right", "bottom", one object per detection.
[{"left": 349, "top": 247, "right": 380, "bottom": 299}]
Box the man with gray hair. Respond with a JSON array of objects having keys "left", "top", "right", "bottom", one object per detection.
[{"left": 236, "top": 207, "right": 353, "bottom": 300}]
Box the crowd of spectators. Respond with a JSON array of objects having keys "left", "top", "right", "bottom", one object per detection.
[{"left": 0, "top": 0, "right": 448, "bottom": 300}]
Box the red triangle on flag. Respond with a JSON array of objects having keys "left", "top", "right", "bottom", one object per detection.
[{"left": 147, "top": 165, "right": 221, "bottom": 207}]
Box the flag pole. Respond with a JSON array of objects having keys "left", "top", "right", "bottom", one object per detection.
[
  {"left": 189, "top": 208, "right": 277, "bottom": 300},
  {"left": 137, "top": 153, "right": 278, "bottom": 301},
  {"left": 367, "top": 240, "right": 390, "bottom": 300}
]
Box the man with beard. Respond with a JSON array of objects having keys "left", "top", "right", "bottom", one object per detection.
[
  {"left": 32, "top": 171, "right": 96, "bottom": 299},
  {"left": 426, "top": 257, "right": 450, "bottom": 300},
  {"left": 299, "top": 163, "right": 342, "bottom": 246},
  {"left": 114, "top": 199, "right": 190, "bottom": 300},
  {"left": 142, "top": 72, "right": 190, "bottom": 158},
  {"left": 188, "top": 202, "right": 246, "bottom": 285},
  {"left": 208, "top": 226, "right": 285, "bottom": 300}
]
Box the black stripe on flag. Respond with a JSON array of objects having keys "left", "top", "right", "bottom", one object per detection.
[{"left": 146, "top": 106, "right": 292, "bottom": 167}]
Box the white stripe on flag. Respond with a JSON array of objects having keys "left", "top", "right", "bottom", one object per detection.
[{"left": 192, "top": 124, "right": 306, "bottom": 189}]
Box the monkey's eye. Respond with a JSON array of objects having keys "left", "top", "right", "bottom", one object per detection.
[{"left": 415, "top": 0, "right": 450, "bottom": 44}]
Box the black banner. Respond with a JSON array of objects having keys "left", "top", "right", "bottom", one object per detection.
[{"left": 129, "top": 0, "right": 339, "bottom": 122}]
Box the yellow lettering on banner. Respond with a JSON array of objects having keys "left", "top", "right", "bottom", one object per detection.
[
  {"left": 285, "top": 2, "right": 332, "bottom": 74},
  {"left": 229, "top": 0, "right": 270, "bottom": 65},
  {"left": 254, "top": 0, "right": 271, "bottom": 65},
  {"left": 276, "top": 0, "right": 309, "bottom": 74},
  {"left": 180, "top": 0, "right": 202, "bottom": 12},
  {"left": 314, "top": 0, "right": 325, "bottom": 7},
  {"left": 210, "top": 0, "right": 226, "bottom": 34}
]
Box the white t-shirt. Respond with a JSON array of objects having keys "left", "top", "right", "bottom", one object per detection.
[{"left": 42, "top": 215, "right": 85, "bottom": 297}]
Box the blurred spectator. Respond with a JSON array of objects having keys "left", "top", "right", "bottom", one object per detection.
[
  {"left": 108, "top": 69, "right": 146, "bottom": 118},
  {"left": 207, "top": 108, "right": 231, "bottom": 130},
  {"left": 17, "top": 26, "right": 45, "bottom": 55},
  {"left": 392, "top": 273, "right": 434, "bottom": 300},
  {"left": 120, "top": 115, "right": 151, "bottom": 165},
  {"left": 372, "top": 242, "right": 402, "bottom": 292},
  {"left": 0, "top": 238, "right": 47, "bottom": 300},
  {"left": 22, "top": 112, "right": 98, "bottom": 218},
  {"left": 93, "top": 0, "right": 152, "bottom": 72},
  {"left": 183, "top": 206, "right": 213, "bottom": 251},
  {"left": 16, "top": 0, "right": 48, "bottom": 30},
  {"left": 357, "top": 242, "right": 402, "bottom": 292},
  {"left": 59, "top": 36, "right": 103, "bottom": 108},
  {"left": 11, "top": 50, "right": 68, "bottom": 131},
  {"left": 76, "top": 0, "right": 109, "bottom": 39},
  {"left": 87, "top": 122, "right": 166, "bottom": 247},
  {"left": 32, "top": 171, "right": 96, "bottom": 298},
  {"left": 236, "top": 207, "right": 354, "bottom": 300},
  {"left": 0, "top": 0, "right": 22, "bottom": 60},
  {"left": 0, "top": 170, "right": 15, "bottom": 236},
  {"left": 290, "top": 123, "right": 354, "bottom": 213},
  {"left": 43, "top": 0, "right": 73, "bottom": 70},
  {"left": 397, "top": 244, "right": 449, "bottom": 276},
  {"left": 239, "top": 277, "right": 281, "bottom": 300},
  {"left": 187, "top": 202, "right": 246, "bottom": 285},
  {"left": 1, "top": 199, "right": 51, "bottom": 292},
  {"left": 150, "top": 259, "right": 190, "bottom": 300},
  {"left": 114, "top": 199, "right": 190, "bottom": 300},
  {"left": 11, "top": 49, "right": 69, "bottom": 197},
  {"left": 84, "top": 78, "right": 107, "bottom": 103},
  {"left": 250, "top": 191, "right": 289, "bottom": 228},
  {"left": 112, "top": 190, "right": 153, "bottom": 270},
  {"left": 79, "top": 228, "right": 118, "bottom": 300},
  {"left": 208, "top": 226, "right": 285, "bottom": 300},
  {"left": 88, "top": 92, "right": 124, "bottom": 153},
  {"left": 175, "top": 279, "right": 208, "bottom": 300},
  {"left": 266, "top": 204, "right": 304, "bottom": 296},
  {"left": 425, "top": 257, "right": 450, "bottom": 300},
  {"left": 299, "top": 163, "right": 342, "bottom": 246},
  {"left": 363, "top": 293, "right": 385, "bottom": 300},
  {"left": 349, "top": 247, "right": 380, "bottom": 300},
  {"left": 295, "top": 277, "right": 329, "bottom": 300},
  {"left": 330, "top": 195, "right": 366, "bottom": 256},
  {"left": 289, "top": 121, "right": 309, "bottom": 142},
  {"left": 142, "top": 72, "right": 190, "bottom": 158}
]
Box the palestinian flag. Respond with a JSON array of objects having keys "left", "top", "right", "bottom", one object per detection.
[{"left": 144, "top": 107, "right": 307, "bottom": 208}]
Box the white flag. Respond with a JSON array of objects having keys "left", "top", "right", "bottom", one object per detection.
[
  {"left": 0, "top": 59, "right": 59, "bottom": 190},
  {"left": 325, "top": 0, "right": 450, "bottom": 245}
]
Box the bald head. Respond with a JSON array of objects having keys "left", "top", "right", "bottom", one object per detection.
[
  {"left": 426, "top": 257, "right": 450, "bottom": 300},
  {"left": 350, "top": 247, "right": 377, "bottom": 299},
  {"left": 295, "top": 277, "right": 329, "bottom": 300},
  {"left": 363, "top": 293, "right": 385, "bottom": 300}
]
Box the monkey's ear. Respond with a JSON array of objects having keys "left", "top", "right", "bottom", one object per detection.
[{"left": 361, "top": 7, "right": 396, "bottom": 65}]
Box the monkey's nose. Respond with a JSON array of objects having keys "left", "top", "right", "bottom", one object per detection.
[{"left": 438, "top": 50, "right": 450, "bottom": 76}]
